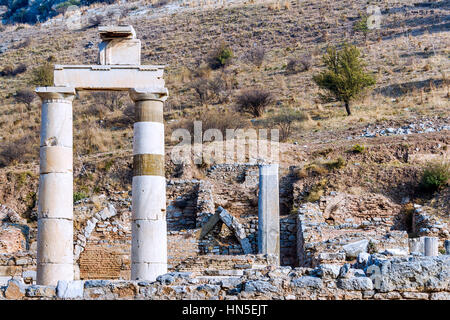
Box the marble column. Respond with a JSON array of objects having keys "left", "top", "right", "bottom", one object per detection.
[
  {"left": 258, "top": 164, "right": 280, "bottom": 265},
  {"left": 130, "top": 88, "right": 168, "bottom": 281},
  {"left": 36, "top": 87, "right": 76, "bottom": 286}
]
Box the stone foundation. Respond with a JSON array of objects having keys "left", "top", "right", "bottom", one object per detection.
[{"left": 1, "top": 255, "right": 448, "bottom": 300}]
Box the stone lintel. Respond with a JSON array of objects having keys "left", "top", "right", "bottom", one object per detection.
[
  {"left": 35, "top": 87, "right": 76, "bottom": 101},
  {"left": 53, "top": 65, "right": 165, "bottom": 91}
]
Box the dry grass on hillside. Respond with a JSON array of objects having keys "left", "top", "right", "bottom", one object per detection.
[{"left": 0, "top": 0, "right": 448, "bottom": 167}]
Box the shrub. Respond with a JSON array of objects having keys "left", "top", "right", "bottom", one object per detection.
[
  {"left": 14, "top": 89, "right": 35, "bottom": 110},
  {"left": 352, "top": 144, "right": 365, "bottom": 153},
  {"left": 263, "top": 109, "right": 308, "bottom": 142},
  {"left": 245, "top": 45, "right": 266, "bottom": 68},
  {"left": 73, "top": 191, "right": 88, "bottom": 203},
  {"left": 236, "top": 89, "right": 273, "bottom": 117},
  {"left": 31, "top": 63, "right": 53, "bottom": 86},
  {"left": 191, "top": 78, "right": 211, "bottom": 104},
  {"left": 420, "top": 161, "right": 450, "bottom": 192},
  {"left": 207, "top": 43, "right": 233, "bottom": 70},
  {"left": 0, "top": 63, "right": 27, "bottom": 77},
  {"left": 354, "top": 15, "right": 370, "bottom": 42},
  {"left": 286, "top": 54, "right": 312, "bottom": 74},
  {"left": 191, "top": 72, "right": 235, "bottom": 105},
  {"left": 91, "top": 92, "right": 126, "bottom": 111},
  {"left": 0, "top": 135, "right": 37, "bottom": 167},
  {"left": 325, "top": 157, "right": 346, "bottom": 170},
  {"left": 313, "top": 43, "right": 376, "bottom": 116}
]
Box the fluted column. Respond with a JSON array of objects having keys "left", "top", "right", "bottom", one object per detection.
[
  {"left": 130, "top": 87, "right": 168, "bottom": 281},
  {"left": 36, "top": 87, "right": 76, "bottom": 285},
  {"left": 258, "top": 164, "right": 280, "bottom": 265}
]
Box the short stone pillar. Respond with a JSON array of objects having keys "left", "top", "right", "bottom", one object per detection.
[
  {"left": 36, "top": 87, "right": 76, "bottom": 285},
  {"left": 130, "top": 88, "right": 168, "bottom": 281},
  {"left": 444, "top": 240, "right": 450, "bottom": 255},
  {"left": 424, "top": 236, "right": 439, "bottom": 257},
  {"left": 409, "top": 237, "right": 424, "bottom": 255},
  {"left": 258, "top": 164, "right": 280, "bottom": 265}
]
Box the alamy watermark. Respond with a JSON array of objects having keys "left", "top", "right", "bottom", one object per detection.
[{"left": 171, "top": 122, "right": 280, "bottom": 165}]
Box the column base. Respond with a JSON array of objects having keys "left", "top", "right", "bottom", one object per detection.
[
  {"left": 37, "top": 263, "right": 74, "bottom": 286},
  {"left": 131, "top": 262, "right": 167, "bottom": 281}
]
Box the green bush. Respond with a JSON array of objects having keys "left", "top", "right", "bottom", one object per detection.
[
  {"left": 73, "top": 191, "right": 88, "bottom": 203},
  {"left": 420, "top": 162, "right": 450, "bottom": 192},
  {"left": 208, "top": 43, "right": 233, "bottom": 70},
  {"left": 31, "top": 63, "right": 53, "bottom": 86},
  {"left": 352, "top": 144, "right": 365, "bottom": 153}
]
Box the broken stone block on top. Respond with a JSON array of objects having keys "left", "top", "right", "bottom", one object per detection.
[{"left": 98, "top": 25, "right": 141, "bottom": 65}]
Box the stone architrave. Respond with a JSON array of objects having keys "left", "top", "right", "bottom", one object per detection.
[{"left": 258, "top": 164, "right": 280, "bottom": 265}]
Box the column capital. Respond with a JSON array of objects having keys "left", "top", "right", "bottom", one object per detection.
[
  {"left": 129, "top": 87, "right": 168, "bottom": 102},
  {"left": 36, "top": 87, "right": 76, "bottom": 102}
]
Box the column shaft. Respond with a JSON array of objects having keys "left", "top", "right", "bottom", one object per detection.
[
  {"left": 36, "top": 87, "right": 75, "bottom": 286},
  {"left": 130, "top": 88, "right": 168, "bottom": 281},
  {"left": 258, "top": 164, "right": 280, "bottom": 265}
]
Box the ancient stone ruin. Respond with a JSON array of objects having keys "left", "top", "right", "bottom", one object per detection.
[
  {"left": 0, "top": 25, "right": 448, "bottom": 301},
  {"left": 36, "top": 25, "right": 168, "bottom": 285}
]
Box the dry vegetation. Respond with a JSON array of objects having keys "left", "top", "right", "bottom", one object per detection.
[{"left": 0, "top": 0, "right": 448, "bottom": 206}]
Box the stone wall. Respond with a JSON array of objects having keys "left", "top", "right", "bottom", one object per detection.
[
  {"left": 1, "top": 255, "right": 448, "bottom": 300},
  {"left": 296, "top": 192, "right": 412, "bottom": 267}
]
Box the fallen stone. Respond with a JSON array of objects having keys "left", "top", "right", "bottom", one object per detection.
[
  {"left": 4, "top": 279, "right": 25, "bottom": 299},
  {"left": 56, "top": 280, "right": 84, "bottom": 299},
  {"left": 317, "top": 264, "right": 341, "bottom": 279},
  {"left": 343, "top": 240, "right": 369, "bottom": 259},
  {"left": 26, "top": 285, "right": 56, "bottom": 297},
  {"left": 156, "top": 274, "right": 175, "bottom": 285}
]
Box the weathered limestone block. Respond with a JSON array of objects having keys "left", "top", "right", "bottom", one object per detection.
[
  {"left": 37, "top": 173, "right": 73, "bottom": 219},
  {"left": 36, "top": 87, "right": 74, "bottom": 148},
  {"left": 54, "top": 66, "right": 166, "bottom": 90},
  {"left": 26, "top": 285, "right": 56, "bottom": 298},
  {"left": 56, "top": 280, "right": 84, "bottom": 299},
  {"left": 343, "top": 240, "right": 369, "bottom": 259},
  {"left": 37, "top": 219, "right": 73, "bottom": 264},
  {"left": 409, "top": 237, "right": 424, "bottom": 254},
  {"left": 4, "top": 279, "right": 25, "bottom": 299},
  {"left": 98, "top": 25, "right": 140, "bottom": 65}
]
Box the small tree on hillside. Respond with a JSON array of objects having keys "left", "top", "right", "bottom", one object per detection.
[
  {"left": 15, "top": 89, "right": 35, "bottom": 111},
  {"left": 313, "top": 44, "right": 376, "bottom": 116},
  {"left": 265, "top": 108, "right": 308, "bottom": 142}
]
